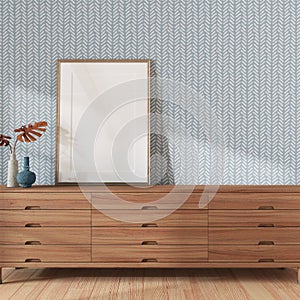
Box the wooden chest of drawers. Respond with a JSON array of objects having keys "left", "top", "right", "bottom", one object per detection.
[
  {"left": 1, "top": 185, "right": 300, "bottom": 284},
  {"left": 208, "top": 192, "right": 300, "bottom": 267},
  {"left": 0, "top": 191, "right": 91, "bottom": 273},
  {"left": 91, "top": 192, "right": 208, "bottom": 264}
]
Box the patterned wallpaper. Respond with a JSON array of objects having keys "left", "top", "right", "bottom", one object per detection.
[{"left": 1, "top": 1, "right": 299, "bottom": 185}]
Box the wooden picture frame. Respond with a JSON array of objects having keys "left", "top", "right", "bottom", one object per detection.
[{"left": 56, "top": 59, "right": 150, "bottom": 184}]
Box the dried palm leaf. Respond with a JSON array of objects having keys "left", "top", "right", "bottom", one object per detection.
[
  {"left": 14, "top": 121, "right": 48, "bottom": 143},
  {"left": 0, "top": 134, "right": 11, "bottom": 147}
]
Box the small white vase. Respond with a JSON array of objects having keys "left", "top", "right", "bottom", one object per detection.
[{"left": 7, "top": 151, "right": 19, "bottom": 188}]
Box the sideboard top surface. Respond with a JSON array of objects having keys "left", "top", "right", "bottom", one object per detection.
[{"left": 1, "top": 185, "right": 300, "bottom": 193}]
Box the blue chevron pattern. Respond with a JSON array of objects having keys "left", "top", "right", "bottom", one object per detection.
[{"left": 1, "top": 0, "right": 300, "bottom": 185}]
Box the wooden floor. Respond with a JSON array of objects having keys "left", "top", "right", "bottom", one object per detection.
[{"left": 1, "top": 268, "right": 300, "bottom": 299}]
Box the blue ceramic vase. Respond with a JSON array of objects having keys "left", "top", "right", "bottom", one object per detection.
[{"left": 17, "top": 157, "right": 36, "bottom": 188}]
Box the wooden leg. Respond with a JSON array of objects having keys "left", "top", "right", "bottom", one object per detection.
[
  {"left": 0, "top": 267, "right": 2, "bottom": 284},
  {"left": 298, "top": 268, "right": 300, "bottom": 284}
]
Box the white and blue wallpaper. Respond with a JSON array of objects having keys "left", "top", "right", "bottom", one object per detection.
[{"left": 1, "top": 1, "right": 299, "bottom": 185}]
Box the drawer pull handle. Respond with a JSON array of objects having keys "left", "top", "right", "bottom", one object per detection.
[
  {"left": 142, "top": 206, "right": 158, "bottom": 210},
  {"left": 258, "top": 241, "right": 274, "bottom": 245},
  {"left": 142, "top": 223, "right": 158, "bottom": 227},
  {"left": 25, "top": 241, "right": 41, "bottom": 245},
  {"left": 258, "top": 259, "right": 274, "bottom": 263},
  {"left": 142, "top": 258, "right": 158, "bottom": 262},
  {"left": 25, "top": 223, "right": 42, "bottom": 227},
  {"left": 25, "top": 258, "right": 41, "bottom": 263},
  {"left": 142, "top": 241, "right": 158, "bottom": 245},
  {"left": 258, "top": 206, "right": 274, "bottom": 210},
  {"left": 25, "top": 206, "right": 41, "bottom": 210},
  {"left": 258, "top": 224, "right": 274, "bottom": 227}
]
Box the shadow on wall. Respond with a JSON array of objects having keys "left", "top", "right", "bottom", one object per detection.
[
  {"left": 150, "top": 132, "right": 175, "bottom": 185},
  {"left": 149, "top": 94, "right": 209, "bottom": 185}
]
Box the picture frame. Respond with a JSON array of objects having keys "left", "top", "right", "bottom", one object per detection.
[{"left": 56, "top": 59, "right": 150, "bottom": 184}]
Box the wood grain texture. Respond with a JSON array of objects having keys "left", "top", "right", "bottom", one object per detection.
[
  {"left": 0, "top": 228, "right": 90, "bottom": 245},
  {"left": 0, "top": 193, "right": 91, "bottom": 209},
  {"left": 209, "top": 227, "right": 300, "bottom": 245},
  {"left": 209, "top": 210, "right": 300, "bottom": 227},
  {"left": 209, "top": 193, "right": 300, "bottom": 209},
  {"left": 26, "top": 268, "right": 91, "bottom": 299},
  {"left": 0, "top": 185, "right": 199, "bottom": 193},
  {"left": 1, "top": 262, "right": 300, "bottom": 268},
  {"left": 3, "top": 268, "right": 58, "bottom": 299},
  {"left": 92, "top": 192, "right": 207, "bottom": 209},
  {"left": 59, "top": 268, "right": 98, "bottom": 299},
  {"left": 92, "top": 245, "right": 208, "bottom": 262},
  {"left": 209, "top": 245, "right": 300, "bottom": 262},
  {"left": 0, "top": 245, "right": 91, "bottom": 262},
  {"left": 92, "top": 227, "right": 207, "bottom": 244},
  {"left": 2, "top": 184, "right": 300, "bottom": 282},
  {"left": 0, "top": 268, "right": 37, "bottom": 297},
  {"left": 2, "top": 185, "right": 300, "bottom": 193},
  {"left": 1, "top": 268, "right": 300, "bottom": 300},
  {"left": 0, "top": 210, "right": 90, "bottom": 227},
  {"left": 92, "top": 209, "right": 208, "bottom": 227}
]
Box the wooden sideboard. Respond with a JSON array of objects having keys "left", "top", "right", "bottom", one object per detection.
[{"left": 1, "top": 185, "right": 300, "bottom": 284}]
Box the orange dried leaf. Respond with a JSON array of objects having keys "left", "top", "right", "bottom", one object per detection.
[
  {"left": 0, "top": 134, "right": 11, "bottom": 147},
  {"left": 14, "top": 121, "right": 48, "bottom": 143}
]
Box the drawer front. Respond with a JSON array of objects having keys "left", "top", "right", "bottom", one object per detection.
[
  {"left": 92, "top": 245, "right": 207, "bottom": 262},
  {"left": 209, "top": 193, "right": 300, "bottom": 209},
  {"left": 92, "top": 227, "right": 207, "bottom": 245},
  {"left": 92, "top": 193, "right": 206, "bottom": 210},
  {"left": 0, "top": 245, "right": 91, "bottom": 262},
  {"left": 209, "top": 245, "right": 300, "bottom": 262},
  {"left": 0, "top": 210, "right": 90, "bottom": 227},
  {"left": 92, "top": 210, "right": 207, "bottom": 227},
  {"left": 209, "top": 210, "right": 300, "bottom": 227},
  {"left": 0, "top": 228, "right": 90, "bottom": 245},
  {"left": 209, "top": 227, "right": 300, "bottom": 245},
  {"left": 0, "top": 193, "right": 91, "bottom": 209}
]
